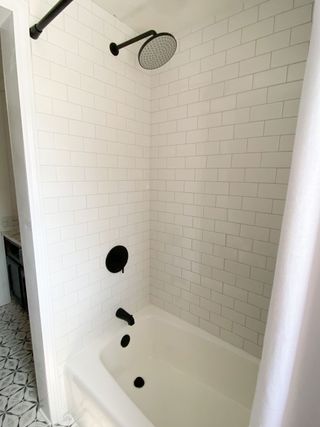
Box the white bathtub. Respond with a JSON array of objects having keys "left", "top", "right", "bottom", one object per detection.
[{"left": 66, "top": 305, "right": 259, "bottom": 427}]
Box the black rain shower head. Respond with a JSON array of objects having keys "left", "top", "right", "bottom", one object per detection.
[{"left": 110, "top": 30, "right": 177, "bottom": 70}]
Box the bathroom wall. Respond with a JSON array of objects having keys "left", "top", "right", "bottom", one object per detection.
[
  {"left": 29, "top": 0, "right": 151, "bottom": 419},
  {"left": 25, "top": 0, "right": 313, "bottom": 419},
  {"left": 0, "top": 45, "right": 18, "bottom": 234},
  {"left": 150, "top": 0, "right": 313, "bottom": 357}
]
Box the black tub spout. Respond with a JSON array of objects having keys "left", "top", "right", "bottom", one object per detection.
[{"left": 116, "top": 308, "right": 135, "bottom": 326}]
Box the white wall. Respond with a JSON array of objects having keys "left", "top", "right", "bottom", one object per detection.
[
  {"left": 0, "top": 40, "right": 17, "bottom": 307},
  {"left": 150, "top": 0, "right": 313, "bottom": 357},
  {"left": 28, "top": 0, "right": 151, "bottom": 420},
  {"left": 0, "top": 43, "right": 18, "bottom": 234}
]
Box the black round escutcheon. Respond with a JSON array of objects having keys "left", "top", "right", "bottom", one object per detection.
[
  {"left": 106, "top": 245, "right": 128, "bottom": 273},
  {"left": 134, "top": 377, "right": 145, "bottom": 388},
  {"left": 121, "top": 334, "right": 130, "bottom": 348}
]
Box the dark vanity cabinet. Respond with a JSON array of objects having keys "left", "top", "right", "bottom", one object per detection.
[{"left": 4, "top": 236, "right": 27, "bottom": 310}]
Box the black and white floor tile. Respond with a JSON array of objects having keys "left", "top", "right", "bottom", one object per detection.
[{"left": 0, "top": 302, "right": 77, "bottom": 427}]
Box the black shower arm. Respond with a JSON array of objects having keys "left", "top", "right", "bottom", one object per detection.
[
  {"left": 30, "top": 0, "right": 74, "bottom": 39},
  {"left": 110, "top": 30, "right": 157, "bottom": 56}
]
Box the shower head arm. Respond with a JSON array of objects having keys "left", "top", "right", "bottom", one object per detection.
[{"left": 110, "top": 30, "right": 157, "bottom": 56}]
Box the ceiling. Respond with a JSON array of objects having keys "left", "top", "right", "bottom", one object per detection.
[{"left": 93, "top": 0, "right": 242, "bottom": 34}]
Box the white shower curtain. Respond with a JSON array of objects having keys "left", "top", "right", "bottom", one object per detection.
[{"left": 249, "top": 1, "right": 320, "bottom": 426}]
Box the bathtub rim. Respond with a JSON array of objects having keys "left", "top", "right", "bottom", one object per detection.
[
  {"left": 69, "top": 304, "right": 260, "bottom": 364},
  {"left": 65, "top": 304, "right": 260, "bottom": 427}
]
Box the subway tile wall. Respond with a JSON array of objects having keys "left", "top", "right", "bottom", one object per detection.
[
  {"left": 27, "top": 0, "right": 313, "bottom": 419},
  {"left": 150, "top": 0, "right": 313, "bottom": 357},
  {"left": 29, "top": 0, "right": 151, "bottom": 418}
]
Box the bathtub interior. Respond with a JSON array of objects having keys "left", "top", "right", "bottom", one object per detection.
[{"left": 98, "top": 309, "right": 259, "bottom": 427}]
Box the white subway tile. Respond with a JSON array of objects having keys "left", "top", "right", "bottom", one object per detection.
[
  {"left": 232, "top": 153, "right": 261, "bottom": 167},
  {"left": 237, "top": 88, "right": 267, "bottom": 107},
  {"left": 241, "top": 17, "right": 274, "bottom": 43},
  {"left": 211, "top": 95, "right": 236, "bottom": 112},
  {"left": 189, "top": 71, "right": 212, "bottom": 89},
  {"left": 52, "top": 63, "right": 81, "bottom": 88},
  {"left": 287, "top": 62, "right": 306, "bottom": 81},
  {"left": 264, "top": 118, "right": 297, "bottom": 135},
  {"left": 228, "top": 209, "right": 255, "bottom": 225},
  {"left": 222, "top": 306, "right": 246, "bottom": 324},
  {"left": 236, "top": 276, "right": 264, "bottom": 295},
  {"left": 201, "top": 51, "right": 226, "bottom": 72},
  {"left": 239, "top": 54, "right": 271, "bottom": 76},
  {"left": 225, "top": 75, "right": 253, "bottom": 95},
  {"left": 291, "top": 22, "right": 312, "bottom": 44},
  {"left": 229, "top": 7, "right": 258, "bottom": 31},
  {"left": 259, "top": 0, "right": 294, "bottom": 20},
  {"left": 279, "top": 135, "right": 295, "bottom": 151},
  {"left": 222, "top": 108, "right": 250, "bottom": 124},
  {"left": 227, "top": 235, "right": 253, "bottom": 251},
  {"left": 247, "top": 136, "right": 280, "bottom": 153},
  {"left": 191, "top": 40, "right": 214, "bottom": 61},
  {"left": 239, "top": 250, "right": 267, "bottom": 268},
  {"left": 271, "top": 43, "right": 309, "bottom": 67},
  {"left": 52, "top": 99, "right": 82, "bottom": 120},
  {"left": 226, "top": 42, "right": 256, "bottom": 64},
  {"left": 188, "top": 101, "right": 210, "bottom": 117},
  {"left": 253, "top": 240, "right": 278, "bottom": 257},
  {"left": 220, "top": 139, "right": 247, "bottom": 154},
  {"left": 34, "top": 76, "right": 68, "bottom": 101},
  {"left": 250, "top": 102, "right": 283, "bottom": 120},
  {"left": 234, "top": 323, "right": 258, "bottom": 343},
  {"left": 256, "top": 30, "right": 290, "bottom": 55},
  {"left": 217, "top": 195, "right": 242, "bottom": 209},
  {"left": 253, "top": 67, "right": 287, "bottom": 88},
  {"left": 283, "top": 99, "right": 300, "bottom": 117},
  {"left": 180, "top": 30, "right": 203, "bottom": 51},
  {"left": 180, "top": 61, "right": 201, "bottom": 79},
  {"left": 268, "top": 81, "right": 303, "bottom": 102},
  {"left": 230, "top": 182, "right": 258, "bottom": 197},
  {"left": 235, "top": 300, "right": 260, "bottom": 319},
  {"left": 256, "top": 212, "right": 283, "bottom": 228},
  {"left": 275, "top": 5, "right": 312, "bottom": 31},
  {"left": 215, "top": 30, "right": 242, "bottom": 52},
  {"left": 240, "top": 224, "right": 269, "bottom": 241},
  {"left": 203, "top": 20, "right": 229, "bottom": 41},
  {"left": 200, "top": 83, "right": 225, "bottom": 103},
  {"left": 179, "top": 89, "right": 200, "bottom": 105},
  {"left": 218, "top": 168, "right": 245, "bottom": 182},
  {"left": 258, "top": 183, "right": 288, "bottom": 199},
  {"left": 245, "top": 168, "right": 277, "bottom": 183},
  {"left": 198, "top": 113, "right": 222, "bottom": 129},
  {"left": 212, "top": 63, "right": 239, "bottom": 83},
  {"left": 235, "top": 121, "right": 264, "bottom": 138}
]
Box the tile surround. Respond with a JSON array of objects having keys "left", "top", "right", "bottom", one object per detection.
[
  {"left": 150, "top": 0, "right": 313, "bottom": 357},
  {"left": 24, "top": 0, "right": 313, "bottom": 420},
  {"left": 29, "top": 0, "right": 151, "bottom": 419}
]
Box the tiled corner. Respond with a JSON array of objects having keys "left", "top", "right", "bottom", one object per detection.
[{"left": 150, "top": 0, "right": 313, "bottom": 357}]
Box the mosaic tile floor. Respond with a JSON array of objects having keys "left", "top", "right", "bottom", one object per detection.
[{"left": 0, "top": 301, "right": 77, "bottom": 427}]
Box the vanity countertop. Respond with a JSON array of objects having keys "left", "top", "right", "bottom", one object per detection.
[{"left": 2, "top": 230, "right": 21, "bottom": 247}]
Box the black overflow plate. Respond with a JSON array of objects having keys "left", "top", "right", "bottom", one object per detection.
[
  {"left": 105, "top": 245, "right": 128, "bottom": 273},
  {"left": 121, "top": 335, "right": 130, "bottom": 348},
  {"left": 134, "top": 377, "right": 145, "bottom": 388}
]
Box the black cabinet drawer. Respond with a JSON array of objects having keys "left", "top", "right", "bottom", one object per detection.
[
  {"left": 4, "top": 237, "right": 21, "bottom": 262},
  {"left": 4, "top": 236, "right": 27, "bottom": 310}
]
